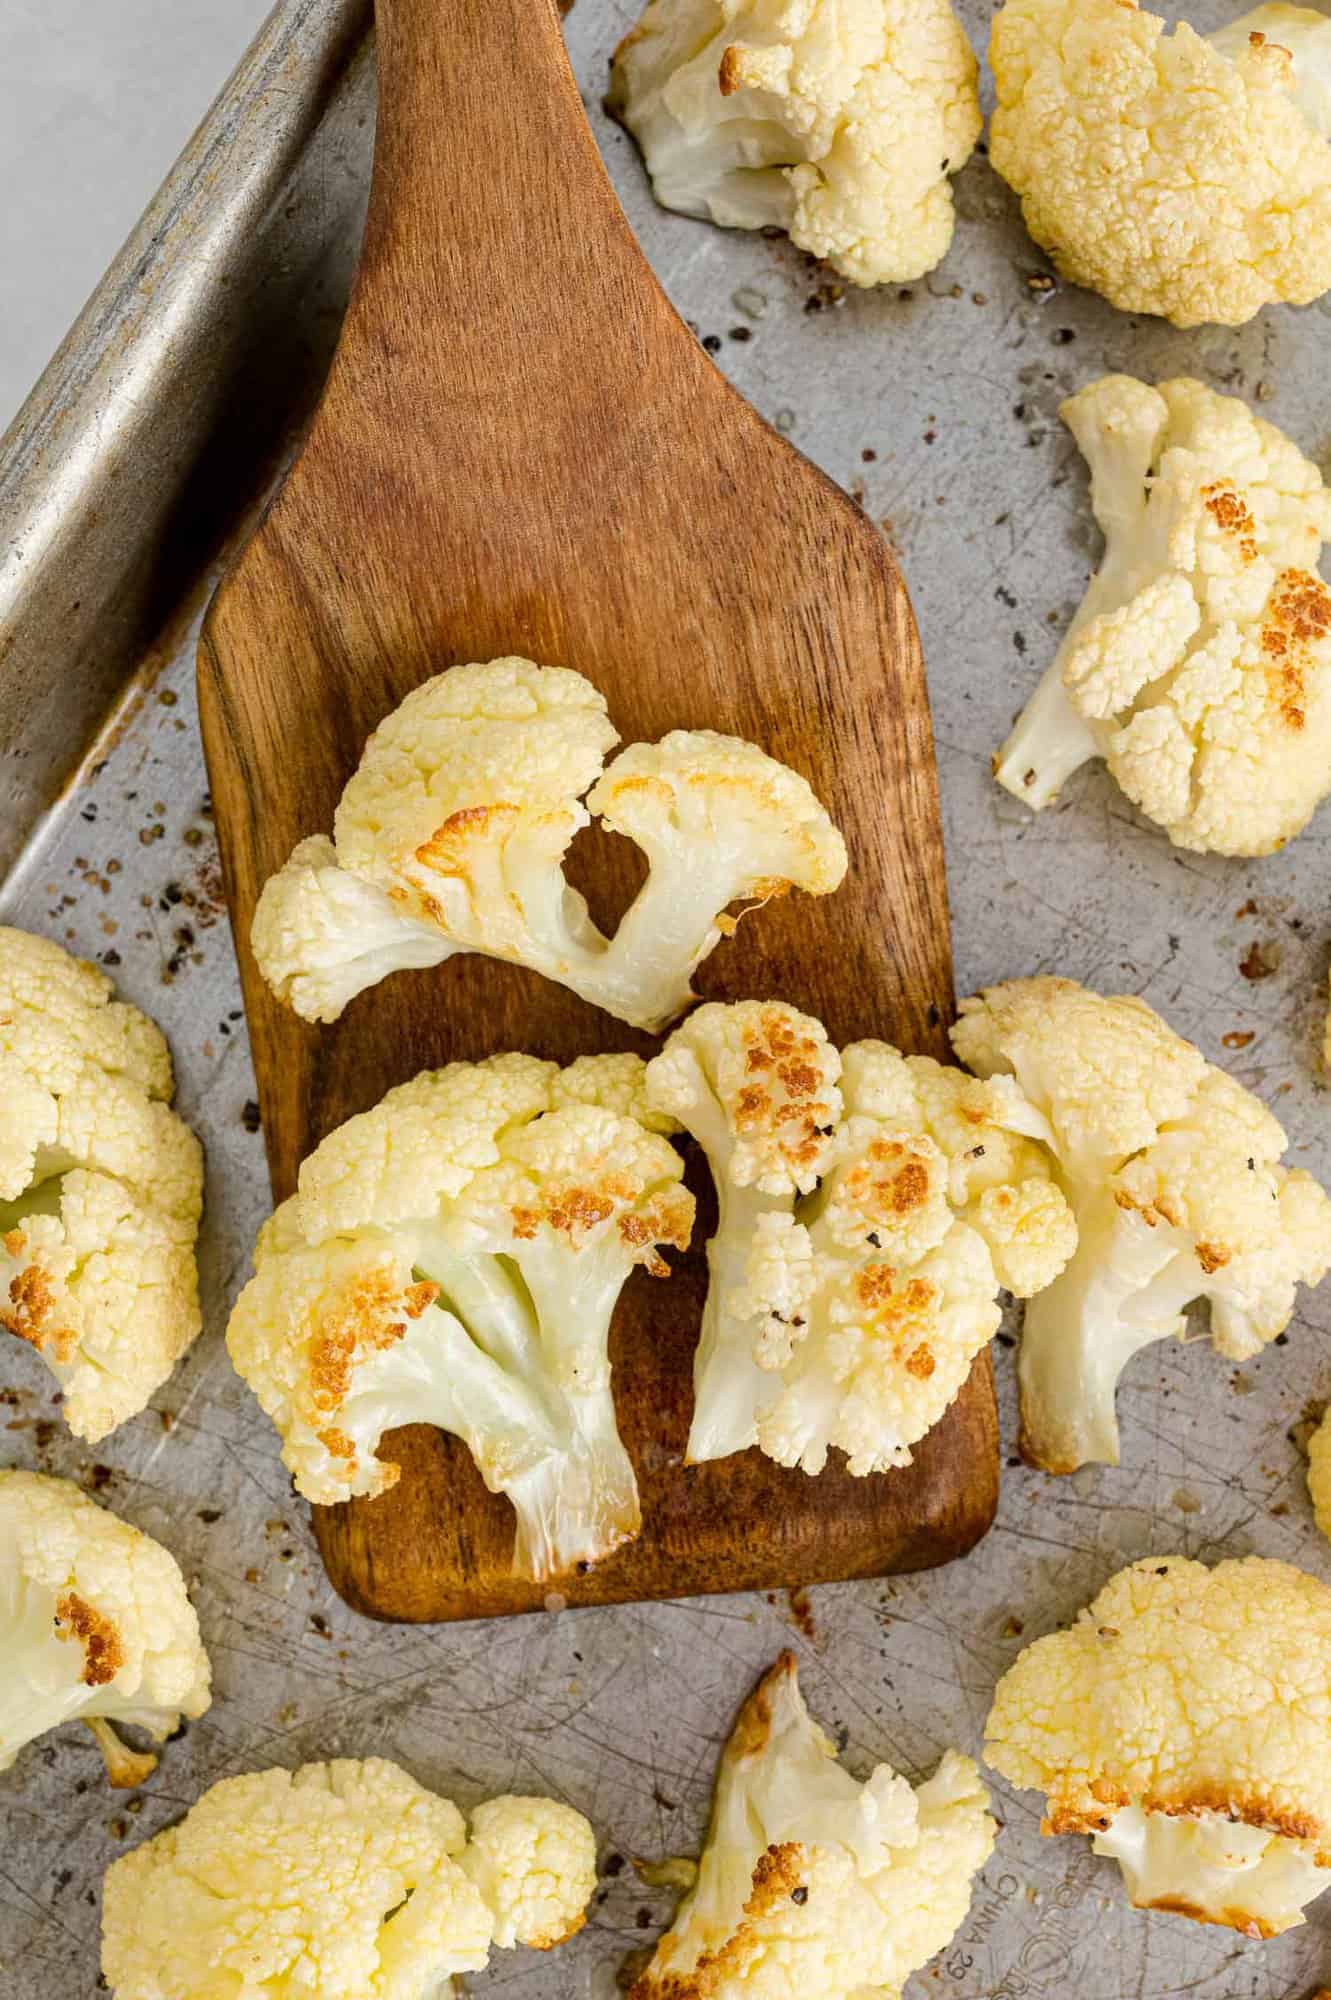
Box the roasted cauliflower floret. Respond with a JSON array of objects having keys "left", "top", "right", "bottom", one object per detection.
[
  {"left": 995, "top": 376, "right": 1331, "bottom": 855},
  {"left": 0, "top": 1469, "right": 210, "bottom": 1788},
  {"left": 646, "top": 1001, "right": 844, "bottom": 1462},
  {"left": 609, "top": 0, "right": 982, "bottom": 287},
  {"left": 226, "top": 1055, "right": 692, "bottom": 1582},
  {"left": 985, "top": 1555, "right": 1331, "bottom": 1938},
  {"left": 631, "top": 1652, "right": 994, "bottom": 1998},
  {"left": 646, "top": 1003, "right": 1073, "bottom": 1473},
  {"left": 100, "top": 1757, "right": 597, "bottom": 1999},
  {"left": 0, "top": 927, "right": 204, "bottom": 1440},
  {"left": 749, "top": 1043, "right": 1076, "bottom": 1476},
  {"left": 952, "top": 976, "right": 1331, "bottom": 1475},
  {"left": 989, "top": 0, "right": 1331, "bottom": 327},
  {"left": 252, "top": 658, "right": 845, "bottom": 1032}
]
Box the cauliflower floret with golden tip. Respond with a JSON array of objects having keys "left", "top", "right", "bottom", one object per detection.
[
  {"left": 952, "top": 977, "right": 1331, "bottom": 1474},
  {"left": 995, "top": 376, "right": 1331, "bottom": 855},
  {"left": 630, "top": 1652, "right": 994, "bottom": 1998},
  {"left": 988, "top": 0, "right": 1331, "bottom": 328},
  {"left": 745, "top": 1042, "right": 1076, "bottom": 1476},
  {"left": 646, "top": 1001, "right": 844, "bottom": 1462},
  {"left": 100, "top": 1757, "right": 596, "bottom": 1999},
  {"left": 647, "top": 1005, "right": 1073, "bottom": 1473},
  {"left": 0, "top": 926, "right": 204, "bottom": 1440},
  {"left": 226, "top": 1055, "right": 692, "bottom": 1582},
  {"left": 609, "top": 0, "right": 982, "bottom": 287},
  {"left": 985, "top": 1556, "right": 1331, "bottom": 1938},
  {"left": 0, "top": 1470, "right": 210, "bottom": 1788},
  {"left": 252, "top": 658, "right": 846, "bottom": 1032}
]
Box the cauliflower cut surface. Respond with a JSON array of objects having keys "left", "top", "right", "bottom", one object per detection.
[
  {"left": 989, "top": 0, "right": 1331, "bottom": 327},
  {"left": 252, "top": 658, "right": 845, "bottom": 1032},
  {"left": 0, "top": 927, "right": 204, "bottom": 1440},
  {"left": 645, "top": 1002, "right": 1074, "bottom": 1472},
  {"left": 952, "top": 977, "right": 1331, "bottom": 1475},
  {"left": 631, "top": 1652, "right": 994, "bottom": 1997},
  {"left": 0, "top": 1470, "right": 210, "bottom": 1788},
  {"left": 226, "top": 1053, "right": 693, "bottom": 1582},
  {"left": 100, "top": 1757, "right": 596, "bottom": 1999},
  {"left": 985, "top": 1555, "right": 1331, "bottom": 1938},
  {"left": 609, "top": 0, "right": 982, "bottom": 286},
  {"left": 995, "top": 376, "right": 1331, "bottom": 856}
]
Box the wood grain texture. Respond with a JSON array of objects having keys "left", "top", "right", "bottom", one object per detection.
[{"left": 198, "top": 0, "right": 998, "bottom": 1622}]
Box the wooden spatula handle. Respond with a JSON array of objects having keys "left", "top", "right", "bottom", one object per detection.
[{"left": 357, "top": 0, "right": 647, "bottom": 374}]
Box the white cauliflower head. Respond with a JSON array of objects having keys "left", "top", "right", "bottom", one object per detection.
[
  {"left": 100, "top": 1757, "right": 597, "bottom": 1999},
  {"left": 252, "top": 658, "right": 845, "bottom": 1033},
  {"left": 609, "top": 0, "right": 982, "bottom": 287},
  {"left": 0, "top": 927, "right": 204, "bottom": 1440},
  {"left": 0, "top": 1469, "right": 210, "bottom": 1788},
  {"left": 989, "top": 0, "right": 1331, "bottom": 327},
  {"left": 631, "top": 1652, "right": 994, "bottom": 1998},
  {"left": 995, "top": 375, "right": 1331, "bottom": 856},
  {"left": 646, "top": 1003, "right": 1073, "bottom": 1473},
  {"left": 952, "top": 977, "right": 1331, "bottom": 1474},
  {"left": 985, "top": 1555, "right": 1331, "bottom": 1938},
  {"left": 226, "top": 1054, "right": 692, "bottom": 1583}
]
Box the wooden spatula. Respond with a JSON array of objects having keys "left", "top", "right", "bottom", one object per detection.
[{"left": 199, "top": 0, "right": 997, "bottom": 1622}]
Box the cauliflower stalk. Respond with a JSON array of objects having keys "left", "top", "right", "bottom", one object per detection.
[
  {"left": 608, "top": 0, "right": 982, "bottom": 287},
  {"left": 0, "top": 1470, "right": 210, "bottom": 1788},
  {"left": 100, "top": 1756, "right": 597, "bottom": 1999},
  {"left": 252, "top": 658, "right": 846, "bottom": 1032},
  {"left": 985, "top": 1555, "right": 1331, "bottom": 1938},
  {"left": 645, "top": 1001, "right": 1074, "bottom": 1472},
  {"left": 631, "top": 1651, "right": 994, "bottom": 1997},
  {"left": 227, "top": 1053, "right": 693, "bottom": 1582},
  {"left": 0, "top": 927, "right": 204, "bottom": 1440},
  {"left": 995, "top": 376, "right": 1331, "bottom": 856},
  {"left": 989, "top": 0, "right": 1331, "bottom": 328},
  {"left": 952, "top": 977, "right": 1331, "bottom": 1475}
]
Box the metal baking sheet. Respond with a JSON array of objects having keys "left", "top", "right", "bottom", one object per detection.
[{"left": 3, "top": 1, "right": 1330, "bottom": 1993}]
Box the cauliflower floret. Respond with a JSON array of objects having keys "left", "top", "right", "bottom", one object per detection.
[
  {"left": 227, "top": 1056, "right": 692, "bottom": 1582},
  {"left": 989, "top": 0, "right": 1331, "bottom": 328},
  {"left": 995, "top": 376, "right": 1331, "bottom": 855},
  {"left": 631, "top": 1652, "right": 994, "bottom": 1998},
  {"left": 0, "top": 1469, "right": 210, "bottom": 1788},
  {"left": 952, "top": 977, "right": 1331, "bottom": 1474},
  {"left": 646, "top": 1001, "right": 844, "bottom": 1462},
  {"left": 460, "top": 1795, "right": 598, "bottom": 1949},
  {"left": 985, "top": 1556, "right": 1331, "bottom": 1938},
  {"left": 0, "top": 927, "right": 204, "bottom": 1439},
  {"left": 647, "top": 1007, "right": 1073, "bottom": 1472},
  {"left": 748, "top": 1045, "right": 1076, "bottom": 1476},
  {"left": 609, "top": 0, "right": 982, "bottom": 286},
  {"left": 100, "top": 1757, "right": 598, "bottom": 1999},
  {"left": 252, "top": 659, "right": 845, "bottom": 1033}
]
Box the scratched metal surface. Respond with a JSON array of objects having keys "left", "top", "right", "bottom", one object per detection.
[{"left": 2, "top": 1, "right": 1331, "bottom": 1993}]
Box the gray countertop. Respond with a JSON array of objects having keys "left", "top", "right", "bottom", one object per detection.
[{"left": 3, "top": 2, "right": 1331, "bottom": 1995}]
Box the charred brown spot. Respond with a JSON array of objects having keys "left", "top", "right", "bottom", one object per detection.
[
  {"left": 776, "top": 1061, "right": 821, "bottom": 1099},
  {"left": 2, "top": 1264, "right": 79, "bottom": 1362},
  {"left": 55, "top": 1593, "right": 123, "bottom": 1687},
  {"left": 718, "top": 43, "right": 744, "bottom": 94},
  {"left": 1260, "top": 570, "right": 1331, "bottom": 730},
  {"left": 317, "top": 1425, "right": 358, "bottom": 1462},
  {"left": 1196, "top": 1242, "right": 1230, "bottom": 1275},
  {"left": 1202, "top": 482, "right": 1258, "bottom": 563},
  {"left": 307, "top": 1268, "right": 429, "bottom": 1413},
  {"left": 905, "top": 1344, "right": 936, "bottom": 1380}
]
